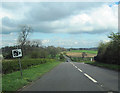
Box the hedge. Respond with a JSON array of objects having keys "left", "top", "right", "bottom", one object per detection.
[
  {"left": 2, "top": 58, "right": 55, "bottom": 74},
  {"left": 71, "top": 57, "right": 93, "bottom": 62}
]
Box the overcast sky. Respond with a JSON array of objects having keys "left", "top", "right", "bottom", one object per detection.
[{"left": 0, "top": 1, "right": 119, "bottom": 48}]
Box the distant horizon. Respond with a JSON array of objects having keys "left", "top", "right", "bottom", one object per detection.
[{"left": 0, "top": 44, "right": 98, "bottom": 49}]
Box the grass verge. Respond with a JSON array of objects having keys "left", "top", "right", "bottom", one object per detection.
[
  {"left": 78, "top": 61, "right": 120, "bottom": 71},
  {"left": 2, "top": 61, "right": 61, "bottom": 92},
  {"left": 69, "top": 56, "right": 119, "bottom": 71}
]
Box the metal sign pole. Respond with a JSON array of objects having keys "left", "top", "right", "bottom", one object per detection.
[
  {"left": 12, "top": 44, "right": 23, "bottom": 78},
  {"left": 18, "top": 57, "right": 23, "bottom": 78},
  {"left": 17, "top": 44, "right": 23, "bottom": 78}
]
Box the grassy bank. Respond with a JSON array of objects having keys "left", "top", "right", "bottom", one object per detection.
[
  {"left": 67, "top": 50, "right": 97, "bottom": 54},
  {"left": 2, "top": 61, "right": 61, "bottom": 92},
  {"left": 78, "top": 61, "right": 120, "bottom": 71}
]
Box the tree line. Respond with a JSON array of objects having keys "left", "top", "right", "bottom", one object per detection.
[
  {"left": 2, "top": 45, "right": 66, "bottom": 59},
  {"left": 95, "top": 32, "right": 120, "bottom": 65},
  {"left": 2, "top": 25, "right": 66, "bottom": 59}
]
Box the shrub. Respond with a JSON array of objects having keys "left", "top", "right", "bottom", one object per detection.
[
  {"left": 59, "top": 53, "right": 65, "bottom": 61},
  {"left": 30, "top": 51, "right": 40, "bottom": 58},
  {"left": 70, "top": 57, "right": 93, "bottom": 62},
  {"left": 2, "top": 58, "right": 55, "bottom": 74},
  {"left": 96, "top": 32, "right": 120, "bottom": 65}
]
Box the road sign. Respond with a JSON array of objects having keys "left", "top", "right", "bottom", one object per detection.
[
  {"left": 12, "top": 49, "right": 23, "bottom": 78},
  {"left": 12, "top": 49, "right": 22, "bottom": 58}
]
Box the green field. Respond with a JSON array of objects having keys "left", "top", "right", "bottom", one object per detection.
[
  {"left": 2, "top": 61, "right": 61, "bottom": 91},
  {"left": 68, "top": 50, "right": 98, "bottom": 54}
]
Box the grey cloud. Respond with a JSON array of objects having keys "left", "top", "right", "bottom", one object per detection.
[
  {"left": 25, "top": 3, "right": 73, "bottom": 22},
  {"left": 2, "top": 17, "right": 18, "bottom": 27},
  {"left": 33, "top": 25, "right": 54, "bottom": 33},
  {"left": 68, "top": 29, "right": 116, "bottom": 34},
  {"left": 2, "top": 17, "right": 23, "bottom": 34},
  {"left": 2, "top": 2, "right": 113, "bottom": 35},
  {"left": 2, "top": 25, "right": 18, "bottom": 34},
  {"left": 2, "top": 2, "right": 25, "bottom": 10},
  {"left": 25, "top": 2, "right": 104, "bottom": 22}
]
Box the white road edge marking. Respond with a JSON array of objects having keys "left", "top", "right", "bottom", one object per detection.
[
  {"left": 84, "top": 73, "right": 97, "bottom": 83},
  {"left": 77, "top": 68, "right": 83, "bottom": 72}
]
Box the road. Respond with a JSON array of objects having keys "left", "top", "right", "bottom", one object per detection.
[{"left": 20, "top": 57, "right": 119, "bottom": 92}]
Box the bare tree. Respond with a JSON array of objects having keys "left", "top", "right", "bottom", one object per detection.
[
  {"left": 18, "top": 25, "right": 33, "bottom": 56},
  {"left": 18, "top": 25, "right": 33, "bottom": 46}
]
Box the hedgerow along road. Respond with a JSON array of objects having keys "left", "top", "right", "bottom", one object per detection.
[{"left": 20, "top": 56, "right": 118, "bottom": 92}]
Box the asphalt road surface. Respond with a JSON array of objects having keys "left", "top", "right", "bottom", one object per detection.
[{"left": 21, "top": 57, "right": 119, "bottom": 92}]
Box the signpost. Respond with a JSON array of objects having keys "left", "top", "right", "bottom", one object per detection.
[
  {"left": 12, "top": 49, "right": 22, "bottom": 58},
  {"left": 12, "top": 49, "right": 23, "bottom": 78}
]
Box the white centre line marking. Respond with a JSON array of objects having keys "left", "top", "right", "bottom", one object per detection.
[
  {"left": 75, "top": 66, "right": 77, "bottom": 68},
  {"left": 84, "top": 73, "right": 97, "bottom": 83},
  {"left": 77, "top": 68, "right": 83, "bottom": 72},
  {"left": 71, "top": 63, "right": 98, "bottom": 84}
]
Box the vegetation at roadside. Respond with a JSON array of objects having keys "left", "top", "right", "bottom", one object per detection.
[
  {"left": 2, "top": 45, "right": 66, "bottom": 59},
  {"left": 68, "top": 32, "right": 120, "bottom": 70},
  {"left": 85, "top": 61, "right": 120, "bottom": 71},
  {"left": 69, "top": 56, "right": 120, "bottom": 71},
  {"left": 95, "top": 32, "right": 120, "bottom": 65},
  {"left": 2, "top": 61, "right": 61, "bottom": 92},
  {"left": 56, "top": 53, "right": 66, "bottom": 61},
  {"left": 67, "top": 50, "right": 97, "bottom": 54},
  {"left": 1, "top": 25, "right": 66, "bottom": 74},
  {"left": 70, "top": 57, "right": 93, "bottom": 62},
  {"left": 2, "top": 58, "right": 55, "bottom": 74},
  {"left": 1, "top": 25, "right": 66, "bottom": 92}
]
